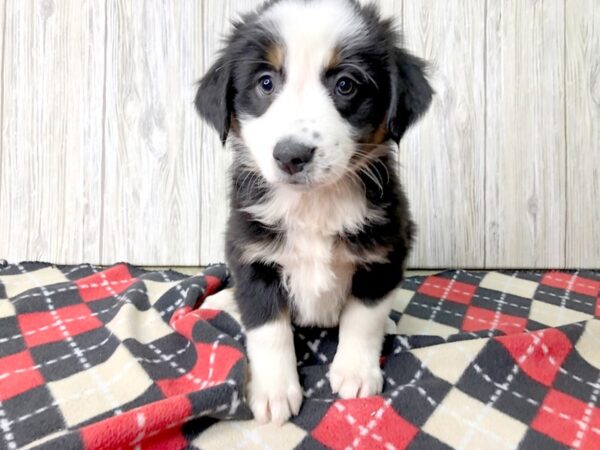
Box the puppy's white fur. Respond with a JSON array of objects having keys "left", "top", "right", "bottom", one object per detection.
[
  {"left": 329, "top": 293, "right": 393, "bottom": 398},
  {"left": 245, "top": 315, "right": 303, "bottom": 424}
]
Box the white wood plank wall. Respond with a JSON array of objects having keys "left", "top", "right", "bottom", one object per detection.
[{"left": 0, "top": 0, "right": 598, "bottom": 268}]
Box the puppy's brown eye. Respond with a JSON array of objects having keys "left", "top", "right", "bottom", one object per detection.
[
  {"left": 258, "top": 74, "right": 275, "bottom": 95},
  {"left": 335, "top": 77, "right": 356, "bottom": 96}
]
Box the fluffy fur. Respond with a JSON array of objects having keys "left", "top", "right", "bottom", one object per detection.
[{"left": 195, "top": 0, "right": 432, "bottom": 423}]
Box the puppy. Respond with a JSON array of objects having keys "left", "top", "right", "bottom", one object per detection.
[{"left": 195, "top": 0, "right": 432, "bottom": 424}]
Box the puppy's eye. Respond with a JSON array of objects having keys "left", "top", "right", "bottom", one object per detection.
[
  {"left": 335, "top": 77, "right": 356, "bottom": 96},
  {"left": 258, "top": 74, "right": 275, "bottom": 95}
]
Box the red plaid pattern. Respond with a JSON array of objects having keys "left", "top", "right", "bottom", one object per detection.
[
  {"left": 75, "top": 264, "right": 137, "bottom": 302},
  {"left": 18, "top": 303, "right": 103, "bottom": 347},
  {"left": 0, "top": 350, "right": 44, "bottom": 401},
  {"left": 533, "top": 390, "right": 600, "bottom": 450},
  {"left": 417, "top": 275, "right": 477, "bottom": 305},
  {"left": 541, "top": 272, "right": 600, "bottom": 298},
  {"left": 1, "top": 264, "right": 600, "bottom": 450},
  {"left": 463, "top": 305, "right": 528, "bottom": 334},
  {"left": 312, "top": 397, "right": 419, "bottom": 450}
]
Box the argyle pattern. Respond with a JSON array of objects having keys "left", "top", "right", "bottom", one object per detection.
[{"left": 0, "top": 262, "right": 599, "bottom": 449}]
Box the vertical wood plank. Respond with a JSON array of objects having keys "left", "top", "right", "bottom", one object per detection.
[
  {"left": 565, "top": 0, "right": 600, "bottom": 267},
  {"left": 485, "top": 0, "right": 566, "bottom": 268},
  {"left": 0, "top": 1, "right": 105, "bottom": 263},
  {"left": 102, "top": 2, "right": 203, "bottom": 265},
  {"left": 0, "top": 2, "right": 4, "bottom": 221},
  {"left": 401, "top": 1, "right": 486, "bottom": 268},
  {"left": 199, "top": 0, "right": 263, "bottom": 265}
]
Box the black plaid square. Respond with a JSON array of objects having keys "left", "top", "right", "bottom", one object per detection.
[
  {"left": 85, "top": 282, "right": 151, "bottom": 321},
  {"left": 59, "top": 263, "right": 102, "bottom": 281},
  {"left": 152, "top": 281, "right": 200, "bottom": 318},
  {"left": 0, "top": 317, "right": 26, "bottom": 358},
  {"left": 385, "top": 353, "right": 453, "bottom": 426},
  {"left": 519, "top": 429, "right": 571, "bottom": 450},
  {"left": 553, "top": 346, "right": 600, "bottom": 404},
  {"left": 1, "top": 386, "right": 65, "bottom": 449},
  {"left": 457, "top": 349, "right": 550, "bottom": 424},
  {"left": 509, "top": 270, "right": 545, "bottom": 283},
  {"left": 471, "top": 287, "right": 532, "bottom": 318},
  {"left": 84, "top": 295, "right": 124, "bottom": 323},
  {"left": 403, "top": 294, "right": 468, "bottom": 329},
  {"left": 535, "top": 284, "right": 597, "bottom": 316},
  {"left": 124, "top": 332, "right": 197, "bottom": 380},
  {"left": 30, "top": 327, "right": 120, "bottom": 382},
  {"left": 13, "top": 284, "right": 84, "bottom": 314}
]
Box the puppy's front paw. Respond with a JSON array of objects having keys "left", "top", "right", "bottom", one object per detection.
[
  {"left": 329, "top": 351, "right": 383, "bottom": 399},
  {"left": 248, "top": 367, "right": 303, "bottom": 425}
]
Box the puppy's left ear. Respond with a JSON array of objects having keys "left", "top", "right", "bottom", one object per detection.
[
  {"left": 195, "top": 53, "right": 234, "bottom": 145},
  {"left": 386, "top": 48, "right": 433, "bottom": 144}
]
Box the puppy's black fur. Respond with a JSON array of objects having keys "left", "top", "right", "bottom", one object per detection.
[{"left": 196, "top": 0, "right": 432, "bottom": 330}]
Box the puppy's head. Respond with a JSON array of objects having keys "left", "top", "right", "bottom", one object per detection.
[{"left": 196, "top": 0, "right": 432, "bottom": 187}]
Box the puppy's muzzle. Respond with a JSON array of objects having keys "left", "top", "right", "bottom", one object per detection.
[{"left": 273, "top": 138, "right": 316, "bottom": 175}]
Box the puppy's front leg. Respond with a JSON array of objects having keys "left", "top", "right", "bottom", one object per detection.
[
  {"left": 329, "top": 293, "right": 393, "bottom": 398},
  {"left": 234, "top": 263, "right": 302, "bottom": 424},
  {"left": 246, "top": 313, "right": 302, "bottom": 424}
]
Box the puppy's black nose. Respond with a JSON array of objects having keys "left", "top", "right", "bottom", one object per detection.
[{"left": 273, "top": 139, "right": 315, "bottom": 175}]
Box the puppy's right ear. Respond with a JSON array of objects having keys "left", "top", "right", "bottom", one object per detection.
[{"left": 195, "top": 54, "right": 233, "bottom": 145}]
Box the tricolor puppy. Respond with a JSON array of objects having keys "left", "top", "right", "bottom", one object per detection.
[{"left": 195, "top": 0, "right": 432, "bottom": 424}]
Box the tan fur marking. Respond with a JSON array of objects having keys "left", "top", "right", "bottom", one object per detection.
[
  {"left": 230, "top": 116, "right": 241, "bottom": 136},
  {"left": 266, "top": 43, "right": 284, "bottom": 70},
  {"left": 326, "top": 46, "right": 342, "bottom": 70},
  {"left": 371, "top": 119, "right": 389, "bottom": 145}
]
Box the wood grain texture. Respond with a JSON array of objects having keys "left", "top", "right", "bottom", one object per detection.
[
  {"left": 1, "top": 1, "right": 598, "bottom": 268},
  {"left": 0, "top": 1, "right": 105, "bottom": 263},
  {"left": 565, "top": 0, "right": 600, "bottom": 267},
  {"left": 0, "top": 1, "right": 4, "bottom": 224},
  {"left": 101, "top": 1, "right": 203, "bottom": 265},
  {"left": 485, "top": 0, "right": 566, "bottom": 268},
  {"left": 401, "top": 0, "right": 486, "bottom": 268}
]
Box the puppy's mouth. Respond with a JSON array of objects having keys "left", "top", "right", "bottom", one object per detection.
[{"left": 274, "top": 171, "right": 316, "bottom": 189}]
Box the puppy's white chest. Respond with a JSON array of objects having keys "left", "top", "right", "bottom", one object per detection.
[
  {"left": 242, "top": 182, "right": 372, "bottom": 327},
  {"left": 280, "top": 227, "right": 353, "bottom": 327}
]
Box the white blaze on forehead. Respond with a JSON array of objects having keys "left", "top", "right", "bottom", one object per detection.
[
  {"left": 264, "top": 0, "right": 365, "bottom": 87},
  {"left": 240, "top": 0, "right": 366, "bottom": 183}
]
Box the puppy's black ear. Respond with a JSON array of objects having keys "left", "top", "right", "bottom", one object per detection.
[
  {"left": 386, "top": 48, "right": 433, "bottom": 143},
  {"left": 195, "top": 54, "right": 233, "bottom": 145}
]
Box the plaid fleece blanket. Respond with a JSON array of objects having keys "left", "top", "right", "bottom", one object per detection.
[{"left": 0, "top": 262, "right": 599, "bottom": 450}]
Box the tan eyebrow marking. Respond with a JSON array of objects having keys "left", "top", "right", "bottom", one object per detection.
[
  {"left": 326, "top": 46, "right": 343, "bottom": 71},
  {"left": 266, "top": 42, "right": 285, "bottom": 71}
]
